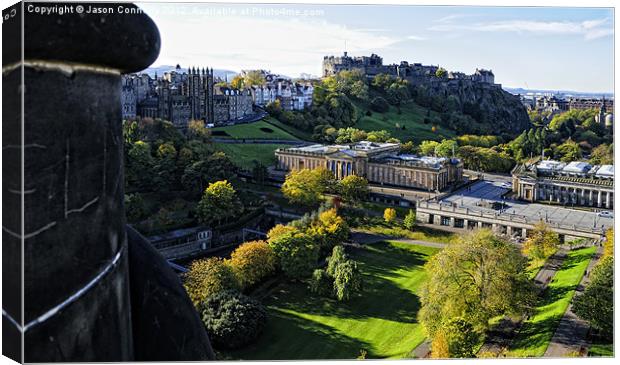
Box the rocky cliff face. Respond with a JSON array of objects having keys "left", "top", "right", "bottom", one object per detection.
[{"left": 419, "top": 78, "right": 531, "bottom": 135}]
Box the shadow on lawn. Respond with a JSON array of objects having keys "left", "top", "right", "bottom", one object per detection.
[
  {"left": 510, "top": 316, "right": 561, "bottom": 356},
  {"left": 272, "top": 242, "right": 432, "bottom": 324},
  {"left": 231, "top": 309, "right": 372, "bottom": 360}
]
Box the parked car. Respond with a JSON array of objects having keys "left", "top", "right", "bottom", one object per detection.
[{"left": 598, "top": 211, "right": 614, "bottom": 218}]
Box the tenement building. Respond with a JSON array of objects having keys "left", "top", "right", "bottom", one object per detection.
[
  {"left": 512, "top": 160, "right": 614, "bottom": 209},
  {"left": 275, "top": 141, "right": 463, "bottom": 191}
]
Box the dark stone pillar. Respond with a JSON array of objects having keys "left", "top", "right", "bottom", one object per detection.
[{"left": 2, "top": 2, "right": 157, "bottom": 362}]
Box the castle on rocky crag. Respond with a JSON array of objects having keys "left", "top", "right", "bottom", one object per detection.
[
  {"left": 121, "top": 65, "right": 254, "bottom": 128},
  {"left": 322, "top": 51, "right": 496, "bottom": 85}
]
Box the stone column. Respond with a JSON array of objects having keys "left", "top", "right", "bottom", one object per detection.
[
  {"left": 597, "top": 191, "right": 603, "bottom": 207},
  {"left": 506, "top": 226, "right": 513, "bottom": 236},
  {"left": 606, "top": 192, "right": 611, "bottom": 209},
  {"left": 522, "top": 228, "right": 528, "bottom": 238},
  {"left": 589, "top": 190, "right": 594, "bottom": 206},
  {"left": 477, "top": 221, "right": 483, "bottom": 228},
  {"left": 3, "top": 4, "right": 213, "bottom": 362}
]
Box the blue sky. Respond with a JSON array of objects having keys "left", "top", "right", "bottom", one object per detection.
[{"left": 138, "top": 3, "right": 613, "bottom": 93}]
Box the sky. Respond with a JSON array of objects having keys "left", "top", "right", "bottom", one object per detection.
[{"left": 137, "top": 3, "right": 614, "bottom": 93}]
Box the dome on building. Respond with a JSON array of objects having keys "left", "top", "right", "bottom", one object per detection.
[{"left": 605, "top": 113, "right": 613, "bottom": 127}]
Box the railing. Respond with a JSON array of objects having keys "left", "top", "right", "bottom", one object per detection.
[{"left": 418, "top": 201, "right": 606, "bottom": 235}]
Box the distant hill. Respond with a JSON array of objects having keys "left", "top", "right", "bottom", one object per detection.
[
  {"left": 143, "top": 65, "right": 238, "bottom": 80},
  {"left": 504, "top": 87, "right": 613, "bottom": 99}
]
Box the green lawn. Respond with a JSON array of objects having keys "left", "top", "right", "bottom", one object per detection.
[
  {"left": 357, "top": 221, "right": 458, "bottom": 245},
  {"left": 211, "top": 120, "right": 300, "bottom": 140},
  {"left": 508, "top": 246, "right": 596, "bottom": 357},
  {"left": 264, "top": 117, "right": 314, "bottom": 141},
  {"left": 355, "top": 102, "right": 456, "bottom": 143},
  {"left": 229, "top": 241, "right": 440, "bottom": 360},
  {"left": 214, "top": 143, "right": 289, "bottom": 170}
]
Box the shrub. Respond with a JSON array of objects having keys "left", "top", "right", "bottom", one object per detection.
[
  {"left": 326, "top": 245, "right": 348, "bottom": 277},
  {"left": 198, "top": 290, "right": 267, "bottom": 350},
  {"left": 228, "top": 240, "right": 277, "bottom": 289},
  {"left": 309, "top": 269, "right": 333, "bottom": 296},
  {"left": 184, "top": 257, "right": 239, "bottom": 306}
]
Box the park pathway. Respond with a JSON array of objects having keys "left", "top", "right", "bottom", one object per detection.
[
  {"left": 543, "top": 245, "right": 603, "bottom": 357},
  {"left": 476, "top": 249, "right": 567, "bottom": 357}
]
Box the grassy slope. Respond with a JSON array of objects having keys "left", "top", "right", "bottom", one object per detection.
[
  {"left": 355, "top": 102, "right": 456, "bottom": 143},
  {"left": 509, "top": 246, "right": 596, "bottom": 357},
  {"left": 588, "top": 342, "right": 614, "bottom": 357},
  {"left": 230, "top": 242, "right": 439, "bottom": 360},
  {"left": 211, "top": 120, "right": 300, "bottom": 140},
  {"left": 264, "top": 117, "right": 314, "bottom": 141},
  {"left": 214, "top": 143, "right": 290, "bottom": 170}
]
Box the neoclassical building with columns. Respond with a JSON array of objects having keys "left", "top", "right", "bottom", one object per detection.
[
  {"left": 512, "top": 160, "right": 614, "bottom": 209},
  {"left": 275, "top": 141, "right": 464, "bottom": 192}
]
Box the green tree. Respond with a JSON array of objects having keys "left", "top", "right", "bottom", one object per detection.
[
  {"left": 309, "top": 268, "right": 333, "bottom": 296},
  {"left": 124, "top": 193, "right": 146, "bottom": 222},
  {"left": 196, "top": 180, "right": 241, "bottom": 225},
  {"left": 230, "top": 74, "right": 245, "bottom": 89},
  {"left": 573, "top": 256, "right": 613, "bottom": 339},
  {"left": 268, "top": 231, "right": 319, "bottom": 279},
  {"left": 403, "top": 209, "right": 416, "bottom": 230},
  {"left": 590, "top": 143, "right": 614, "bottom": 165},
  {"left": 419, "top": 140, "right": 440, "bottom": 156},
  {"left": 435, "top": 139, "right": 458, "bottom": 157},
  {"left": 282, "top": 168, "right": 333, "bottom": 206},
  {"left": 419, "top": 229, "right": 535, "bottom": 336},
  {"left": 554, "top": 138, "right": 582, "bottom": 162},
  {"left": 198, "top": 290, "right": 267, "bottom": 350},
  {"left": 432, "top": 318, "right": 480, "bottom": 358},
  {"left": 307, "top": 208, "right": 350, "bottom": 254},
  {"left": 332, "top": 259, "right": 363, "bottom": 301},
  {"left": 522, "top": 221, "right": 560, "bottom": 260},
  {"left": 326, "top": 245, "right": 348, "bottom": 277},
  {"left": 338, "top": 175, "right": 369, "bottom": 203},
  {"left": 126, "top": 140, "right": 154, "bottom": 189}
]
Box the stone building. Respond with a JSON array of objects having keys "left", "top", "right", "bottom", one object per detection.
[
  {"left": 121, "top": 66, "right": 254, "bottom": 128},
  {"left": 275, "top": 141, "right": 463, "bottom": 191},
  {"left": 512, "top": 159, "right": 614, "bottom": 209},
  {"left": 247, "top": 69, "right": 314, "bottom": 111},
  {"left": 322, "top": 51, "right": 496, "bottom": 86}
]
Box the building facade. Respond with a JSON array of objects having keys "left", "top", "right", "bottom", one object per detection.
[
  {"left": 121, "top": 65, "right": 254, "bottom": 129},
  {"left": 512, "top": 160, "right": 614, "bottom": 209},
  {"left": 275, "top": 141, "right": 463, "bottom": 191},
  {"left": 246, "top": 70, "right": 314, "bottom": 111}
]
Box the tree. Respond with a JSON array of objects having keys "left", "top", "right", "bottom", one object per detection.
[
  {"left": 403, "top": 209, "right": 416, "bottom": 230},
  {"left": 554, "top": 138, "right": 582, "bottom": 162},
  {"left": 522, "top": 221, "right": 560, "bottom": 260},
  {"left": 573, "top": 256, "right": 613, "bottom": 339},
  {"left": 268, "top": 231, "right": 319, "bottom": 279},
  {"left": 435, "top": 67, "right": 447, "bottom": 78},
  {"left": 431, "top": 318, "right": 480, "bottom": 358},
  {"left": 187, "top": 119, "right": 210, "bottom": 140},
  {"left": 419, "top": 229, "right": 535, "bottom": 336},
  {"left": 251, "top": 160, "right": 268, "bottom": 186},
  {"left": 603, "top": 228, "right": 613, "bottom": 258},
  {"left": 196, "top": 180, "right": 241, "bottom": 225},
  {"left": 338, "top": 175, "right": 369, "bottom": 203},
  {"left": 228, "top": 241, "right": 277, "bottom": 289},
  {"left": 435, "top": 139, "right": 458, "bottom": 157},
  {"left": 124, "top": 193, "right": 147, "bottom": 222},
  {"left": 419, "top": 140, "right": 440, "bottom": 156},
  {"left": 126, "top": 140, "right": 154, "bottom": 189},
  {"left": 332, "top": 259, "right": 363, "bottom": 301},
  {"left": 230, "top": 74, "right": 245, "bottom": 90},
  {"left": 590, "top": 143, "right": 614, "bottom": 165},
  {"left": 267, "top": 224, "right": 299, "bottom": 242},
  {"left": 370, "top": 96, "right": 390, "bottom": 113},
  {"left": 198, "top": 290, "right": 267, "bottom": 350},
  {"left": 307, "top": 208, "right": 350, "bottom": 254},
  {"left": 184, "top": 258, "right": 239, "bottom": 305},
  {"left": 282, "top": 168, "right": 333, "bottom": 206},
  {"left": 384, "top": 208, "right": 397, "bottom": 223},
  {"left": 326, "top": 245, "right": 348, "bottom": 277}
]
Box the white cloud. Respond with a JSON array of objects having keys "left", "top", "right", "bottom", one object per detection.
[
  {"left": 407, "top": 35, "right": 427, "bottom": 41},
  {"left": 429, "top": 18, "right": 612, "bottom": 41},
  {"left": 141, "top": 7, "right": 402, "bottom": 77}
]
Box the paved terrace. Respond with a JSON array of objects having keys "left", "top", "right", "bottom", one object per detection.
[{"left": 417, "top": 180, "right": 612, "bottom": 239}]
